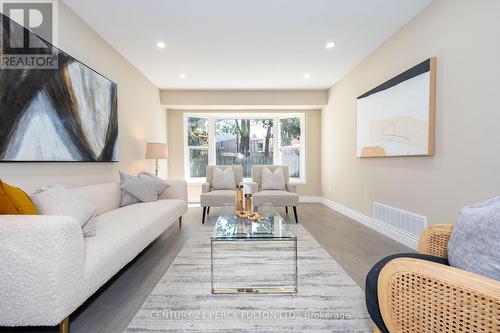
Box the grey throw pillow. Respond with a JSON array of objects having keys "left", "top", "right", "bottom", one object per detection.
[
  {"left": 261, "top": 167, "right": 286, "bottom": 190},
  {"left": 120, "top": 171, "right": 169, "bottom": 202},
  {"left": 31, "top": 185, "right": 97, "bottom": 237},
  {"left": 212, "top": 167, "right": 236, "bottom": 190},
  {"left": 119, "top": 171, "right": 141, "bottom": 207},
  {"left": 448, "top": 196, "right": 500, "bottom": 281}
]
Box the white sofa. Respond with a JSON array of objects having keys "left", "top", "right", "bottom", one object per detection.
[{"left": 0, "top": 180, "right": 187, "bottom": 330}]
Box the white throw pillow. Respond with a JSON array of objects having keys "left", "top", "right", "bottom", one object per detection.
[
  {"left": 261, "top": 167, "right": 286, "bottom": 190},
  {"left": 121, "top": 171, "right": 169, "bottom": 202},
  {"left": 212, "top": 167, "right": 236, "bottom": 190},
  {"left": 119, "top": 171, "right": 141, "bottom": 207},
  {"left": 31, "top": 185, "right": 97, "bottom": 237}
]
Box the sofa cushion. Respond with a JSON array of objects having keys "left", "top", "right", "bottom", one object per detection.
[
  {"left": 448, "top": 196, "right": 500, "bottom": 281},
  {"left": 0, "top": 180, "right": 38, "bottom": 215},
  {"left": 212, "top": 167, "right": 236, "bottom": 190},
  {"left": 31, "top": 185, "right": 96, "bottom": 237},
  {"left": 82, "top": 198, "right": 187, "bottom": 297},
  {"left": 70, "top": 182, "right": 121, "bottom": 216},
  {"left": 261, "top": 167, "right": 286, "bottom": 190}
]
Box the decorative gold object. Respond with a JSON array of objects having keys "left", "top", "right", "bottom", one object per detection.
[
  {"left": 235, "top": 210, "right": 264, "bottom": 222},
  {"left": 236, "top": 185, "right": 244, "bottom": 211},
  {"left": 245, "top": 193, "right": 252, "bottom": 212}
]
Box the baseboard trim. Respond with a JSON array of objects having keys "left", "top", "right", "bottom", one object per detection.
[
  {"left": 299, "top": 196, "right": 322, "bottom": 203},
  {"left": 320, "top": 198, "right": 419, "bottom": 250}
]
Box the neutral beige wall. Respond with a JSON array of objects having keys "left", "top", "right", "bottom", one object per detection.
[
  {"left": 160, "top": 90, "right": 328, "bottom": 108},
  {"left": 167, "top": 109, "right": 321, "bottom": 200},
  {"left": 322, "top": 0, "right": 500, "bottom": 225},
  {"left": 0, "top": 3, "right": 166, "bottom": 192}
]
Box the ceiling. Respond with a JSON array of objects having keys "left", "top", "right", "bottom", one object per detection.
[{"left": 62, "top": 0, "right": 432, "bottom": 89}]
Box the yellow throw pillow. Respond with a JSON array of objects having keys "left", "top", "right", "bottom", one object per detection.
[{"left": 0, "top": 180, "right": 38, "bottom": 215}]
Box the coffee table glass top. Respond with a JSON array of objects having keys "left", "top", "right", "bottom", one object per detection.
[{"left": 211, "top": 214, "right": 296, "bottom": 240}]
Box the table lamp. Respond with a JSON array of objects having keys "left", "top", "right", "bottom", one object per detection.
[{"left": 145, "top": 142, "right": 168, "bottom": 176}]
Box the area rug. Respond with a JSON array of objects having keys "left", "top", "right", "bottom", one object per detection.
[{"left": 125, "top": 225, "right": 373, "bottom": 332}]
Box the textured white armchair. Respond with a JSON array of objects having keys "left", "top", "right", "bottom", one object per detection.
[{"left": 200, "top": 165, "right": 243, "bottom": 223}]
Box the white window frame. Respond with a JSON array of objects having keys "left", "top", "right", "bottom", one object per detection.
[{"left": 183, "top": 112, "right": 306, "bottom": 184}]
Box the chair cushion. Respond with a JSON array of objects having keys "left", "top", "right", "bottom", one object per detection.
[
  {"left": 260, "top": 166, "right": 286, "bottom": 190},
  {"left": 212, "top": 167, "right": 236, "bottom": 190},
  {"left": 200, "top": 190, "right": 236, "bottom": 206},
  {"left": 253, "top": 190, "right": 299, "bottom": 207},
  {"left": 448, "top": 196, "right": 500, "bottom": 281}
]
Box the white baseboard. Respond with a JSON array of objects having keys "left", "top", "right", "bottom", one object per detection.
[
  {"left": 299, "top": 196, "right": 322, "bottom": 203},
  {"left": 320, "top": 198, "right": 418, "bottom": 250}
]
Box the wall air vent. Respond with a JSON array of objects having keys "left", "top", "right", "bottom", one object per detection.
[{"left": 373, "top": 202, "right": 427, "bottom": 239}]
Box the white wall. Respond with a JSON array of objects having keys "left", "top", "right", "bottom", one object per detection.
[
  {"left": 322, "top": 0, "right": 500, "bottom": 225},
  {"left": 0, "top": 3, "right": 166, "bottom": 192}
]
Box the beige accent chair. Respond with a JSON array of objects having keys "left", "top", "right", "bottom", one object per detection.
[
  {"left": 250, "top": 165, "right": 299, "bottom": 223},
  {"left": 374, "top": 224, "right": 500, "bottom": 333},
  {"left": 200, "top": 165, "right": 243, "bottom": 224}
]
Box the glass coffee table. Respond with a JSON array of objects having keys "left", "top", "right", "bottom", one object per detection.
[{"left": 210, "top": 213, "right": 297, "bottom": 294}]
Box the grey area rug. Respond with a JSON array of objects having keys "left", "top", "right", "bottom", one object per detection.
[{"left": 125, "top": 225, "right": 373, "bottom": 332}]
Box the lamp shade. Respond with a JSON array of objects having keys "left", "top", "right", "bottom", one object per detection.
[{"left": 145, "top": 142, "right": 168, "bottom": 159}]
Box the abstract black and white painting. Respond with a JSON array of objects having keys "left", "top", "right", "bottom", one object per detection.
[
  {"left": 0, "top": 14, "right": 118, "bottom": 162},
  {"left": 356, "top": 58, "right": 436, "bottom": 158}
]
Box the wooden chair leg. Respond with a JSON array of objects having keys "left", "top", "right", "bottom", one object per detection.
[
  {"left": 285, "top": 206, "right": 288, "bottom": 215},
  {"left": 293, "top": 206, "right": 298, "bottom": 223},
  {"left": 207, "top": 206, "right": 210, "bottom": 215},
  {"left": 60, "top": 317, "right": 69, "bottom": 333},
  {"left": 202, "top": 207, "right": 206, "bottom": 224},
  {"left": 178, "top": 216, "right": 182, "bottom": 228}
]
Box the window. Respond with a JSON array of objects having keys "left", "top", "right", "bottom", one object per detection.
[
  {"left": 184, "top": 113, "right": 305, "bottom": 183},
  {"left": 280, "top": 117, "right": 301, "bottom": 178},
  {"left": 186, "top": 117, "right": 209, "bottom": 178},
  {"left": 215, "top": 118, "right": 274, "bottom": 178}
]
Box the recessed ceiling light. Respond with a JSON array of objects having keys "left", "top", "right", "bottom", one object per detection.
[
  {"left": 156, "top": 41, "right": 166, "bottom": 49},
  {"left": 325, "top": 41, "right": 336, "bottom": 49},
  {"left": 303, "top": 73, "right": 311, "bottom": 79},
  {"left": 179, "top": 73, "right": 186, "bottom": 79}
]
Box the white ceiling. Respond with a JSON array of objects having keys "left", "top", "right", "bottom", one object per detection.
[{"left": 62, "top": 0, "right": 431, "bottom": 89}]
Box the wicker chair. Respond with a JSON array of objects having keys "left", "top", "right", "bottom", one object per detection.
[{"left": 374, "top": 224, "right": 500, "bottom": 333}]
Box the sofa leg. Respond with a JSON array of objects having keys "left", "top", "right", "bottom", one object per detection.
[
  {"left": 285, "top": 206, "right": 288, "bottom": 215},
  {"left": 293, "top": 206, "right": 298, "bottom": 223},
  {"left": 178, "top": 216, "right": 182, "bottom": 228},
  {"left": 202, "top": 207, "right": 206, "bottom": 224},
  {"left": 207, "top": 206, "right": 210, "bottom": 215},
  {"left": 60, "top": 317, "right": 69, "bottom": 333}
]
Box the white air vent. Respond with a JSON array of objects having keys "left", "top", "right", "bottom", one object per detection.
[{"left": 373, "top": 203, "right": 427, "bottom": 239}]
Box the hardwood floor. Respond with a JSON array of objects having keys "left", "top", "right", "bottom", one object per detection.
[{"left": 0, "top": 203, "right": 412, "bottom": 333}]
